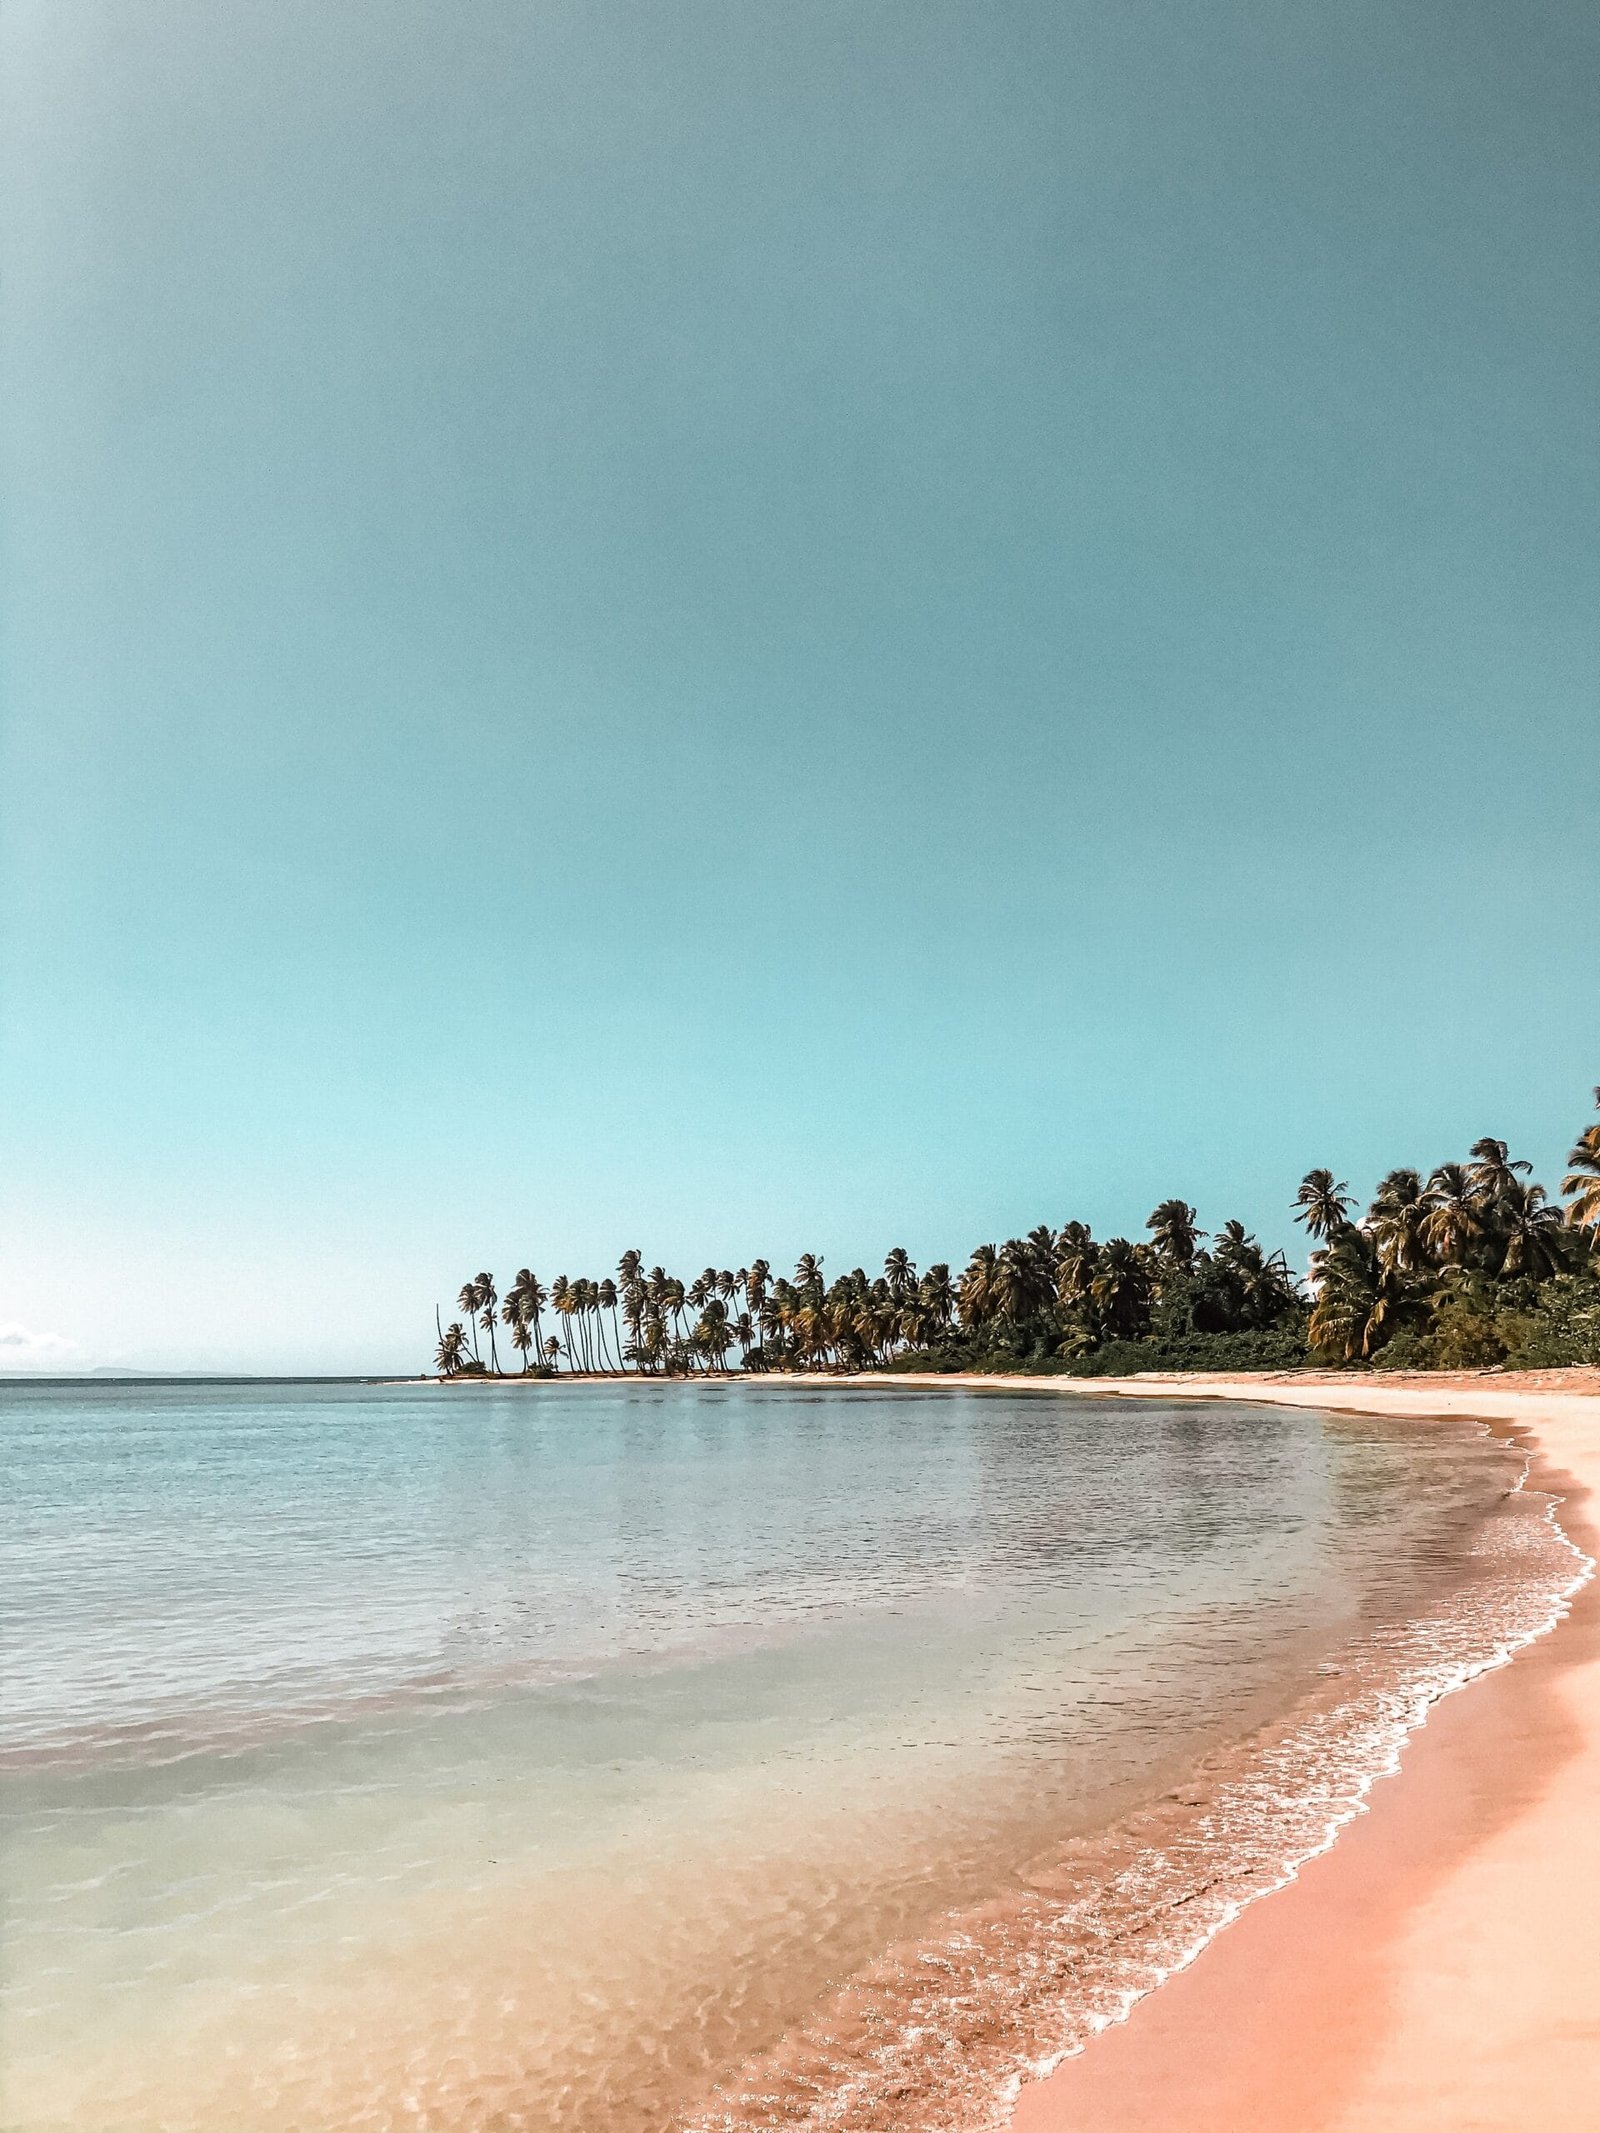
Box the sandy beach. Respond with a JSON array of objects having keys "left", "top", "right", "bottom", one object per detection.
[{"left": 949, "top": 1369, "right": 1600, "bottom": 2133}]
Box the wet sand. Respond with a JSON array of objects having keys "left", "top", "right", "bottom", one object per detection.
[{"left": 982, "top": 1371, "right": 1600, "bottom": 2133}]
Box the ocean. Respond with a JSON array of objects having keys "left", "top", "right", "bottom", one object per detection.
[{"left": 0, "top": 1376, "right": 1577, "bottom": 2131}]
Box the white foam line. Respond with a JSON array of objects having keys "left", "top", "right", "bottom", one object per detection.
[{"left": 995, "top": 1436, "right": 1596, "bottom": 2121}]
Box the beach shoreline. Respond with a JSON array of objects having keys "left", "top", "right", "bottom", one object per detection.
[
  {"left": 409, "top": 1361, "right": 1600, "bottom": 2126},
  {"left": 957, "top": 1369, "right": 1600, "bottom": 2133}
]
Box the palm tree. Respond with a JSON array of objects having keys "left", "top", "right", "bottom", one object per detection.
[
  {"left": 1497, "top": 1178, "right": 1567, "bottom": 1281},
  {"left": 1308, "top": 1226, "right": 1399, "bottom": 1361},
  {"left": 919, "top": 1263, "right": 955, "bottom": 1329},
  {"left": 1562, "top": 1092, "right": 1600, "bottom": 1234},
  {"left": 1293, "top": 1170, "right": 1354, "bottom": 1241},
  {"left": 548, "top": 1276, "right": 572, "bottom": 1369},
  {"left": 1368, "top": 1169, "right": 1430, "bottom": 1274},
  {"left": 472, "top": 1272, "right": 500, "bottom": 1373},
  {"left": 1467, "top": 1137, "right": 1532, "bottom": 1210},
  {"left": 793, "top": 1253, "right": 825, "bottom": 1299},
  {"left": 1090, "top": 1239, "right": 1153, "bottom": 1339},
  {"left": 883, "top": 1247, "right": 915, "bottom": 1302},
  {"left": 1145, "top": 1200, "right": 1201, "bottom": 1270},
  {"left": 435, "top": 1322, "right": 469, "bottom": 1377},
  {"left": 1421, "top": 1163, "right": 1480, "bottom": 1268},
  {"left": 995, "top": 1236, "right": 1050, "bottom": 1322},
  {"left": 599, "top": 1277, "right": 622, "bottom": 1370},
  {"left": 456, "top": 1282, "right": 482, "bottom": 1365},
  {"left": 1054, "top": 1222, "right": 1097, "bottom": 1308},
  {"left": 502, "top": 1272, "right": 541, "bottom": 1373},
  {"left": 694, "top": 1299, "right": 733, "bottom": 1371},
  {"left": 958, "top": 1244, "right": 1000, "bottom": 1326}
]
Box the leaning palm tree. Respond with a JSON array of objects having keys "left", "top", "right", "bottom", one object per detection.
[{"left": 1293, "top": 1170, "right": 1354, "bottom": 1241}]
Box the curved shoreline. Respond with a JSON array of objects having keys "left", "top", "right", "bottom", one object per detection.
[{"left": 974, "top": 1372, "right": 1600, "bottom": 2133}]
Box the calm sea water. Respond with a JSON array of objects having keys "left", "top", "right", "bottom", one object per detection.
[{"left": 0, "top": 1378, "right": 1577, "bottom": 2132}]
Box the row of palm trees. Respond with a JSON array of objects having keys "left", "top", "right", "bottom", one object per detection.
[
  {"left": 435, "top": 1254, "right": 960, "bottom": 1377},
  {"left": 432, "top": 1089, "right": 1600, "bottom": 1377},
  {"left": 433, "top": 1215, "right": 1302, "bottom": 1377},
  {"left": 1296, "top": 1098, "right": 1600, "bottom": 1362}
]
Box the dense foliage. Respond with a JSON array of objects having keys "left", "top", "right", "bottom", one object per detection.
[{"left": 433, "top": 1088, "right": 1600, "bottom": 1377}]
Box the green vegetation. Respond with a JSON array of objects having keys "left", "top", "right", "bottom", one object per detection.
[{"left": 432, "top": 1087, "right": 1600, "bottom": 1378}]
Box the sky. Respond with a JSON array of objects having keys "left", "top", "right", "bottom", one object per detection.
[{"left": 2, "top": 0, "right": 1597, "bottom": 1374}]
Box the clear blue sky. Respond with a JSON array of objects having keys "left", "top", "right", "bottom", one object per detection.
[{"left": 3, "top": 0, "right": 1596, "bottom": 1373}]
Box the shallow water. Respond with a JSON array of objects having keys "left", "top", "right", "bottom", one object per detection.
[{"left": 0, "top": 1377, "right": 1577, "bottom": 2131}]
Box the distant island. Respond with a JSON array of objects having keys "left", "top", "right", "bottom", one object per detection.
[{"left": 434, "top": 1085, "right": 1600, "bottom": 1381}]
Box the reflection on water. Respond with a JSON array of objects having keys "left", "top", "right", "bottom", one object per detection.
[{"left": 0, "top": 1379, "right": 1574, "bottom": 2130}]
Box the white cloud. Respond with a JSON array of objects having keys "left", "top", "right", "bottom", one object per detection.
[{"left": 0, "top": 1322, "right": 77, "bottom": 1369}]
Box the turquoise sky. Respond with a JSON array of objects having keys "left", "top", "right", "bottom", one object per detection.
[{"left": 3, "top": 1, "right": 1597, "bottom": 1373}]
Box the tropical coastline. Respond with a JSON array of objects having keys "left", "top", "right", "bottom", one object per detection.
[{"left": 431, "top": 1091, "right": 1600, "bottom": 1384}]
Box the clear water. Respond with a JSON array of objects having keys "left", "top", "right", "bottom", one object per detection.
[{"left": 0, "top": 1378, "right": 1575, "bottom": 2131}]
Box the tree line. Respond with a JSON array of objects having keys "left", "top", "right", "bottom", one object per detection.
[{"left": 432, "top": 1086, "right": 1600, "bottom": 1378}]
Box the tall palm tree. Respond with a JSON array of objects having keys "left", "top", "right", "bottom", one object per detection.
[
  {"left": 472, "top": 1272, "right": 500, "bottom": 1373},
  {"left": 1054, "top": 1222, "right": 1097, "bottom": 1308},
  {"left": 793, "top": 1253, "right": 825, "bottom": 1299},
  {"left": 1293, "top": 1171, "right": 1354, "bottom": 1241},
  {"left": 694, "top": 1299, "right": 733, "bottom": 1371},
  {"left": 548, "top": 1276, "right": 572, "bottom": 1369},
  {"left": 599, "top": 1277, "right": 622, "bottom": 1370},
  {"left": 1090, "top": 1239, "right": 1153, "bottom": 1339},
  {"left": 1562, "top": 1092, "right": 1600, "bottom": 1233},
  {"left": 1308, "top": 1226, "right": 1399, "bottom": 1361},
  {"left": 1467, "top": 1137, "right": 1532, "bottom": 1210},
  {"left": 958, "top": 1244, "right": 1000, "bottom": 1326},
  {"left": 456, "top": 1282, "right": 482, "bottom": 1364},
  {"left": 1367, "top": 1169, "right": 1430, "bottom": 1274},
  {"left": 1496, "top": 1179, "right": 1567, "bottom": 1281},
  {"left": 1145, "top": 1200, "right": 1201, "bottom": 1270},
  {"left": 919, "top": 1263, "right": 955, "bottom": 1328},
  {"left": 883, "top": 1247, "right": 915, "bottom": 1302},
  {"left": 1421, "top": 1163, "right": 1480, "bottom": 1268},
  {"left": 502, "top": 1273, "right": 537, "bottom": 1373},
  {"left": 995, "top": 1236, "right": 1049, "bottom": 1321}
]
